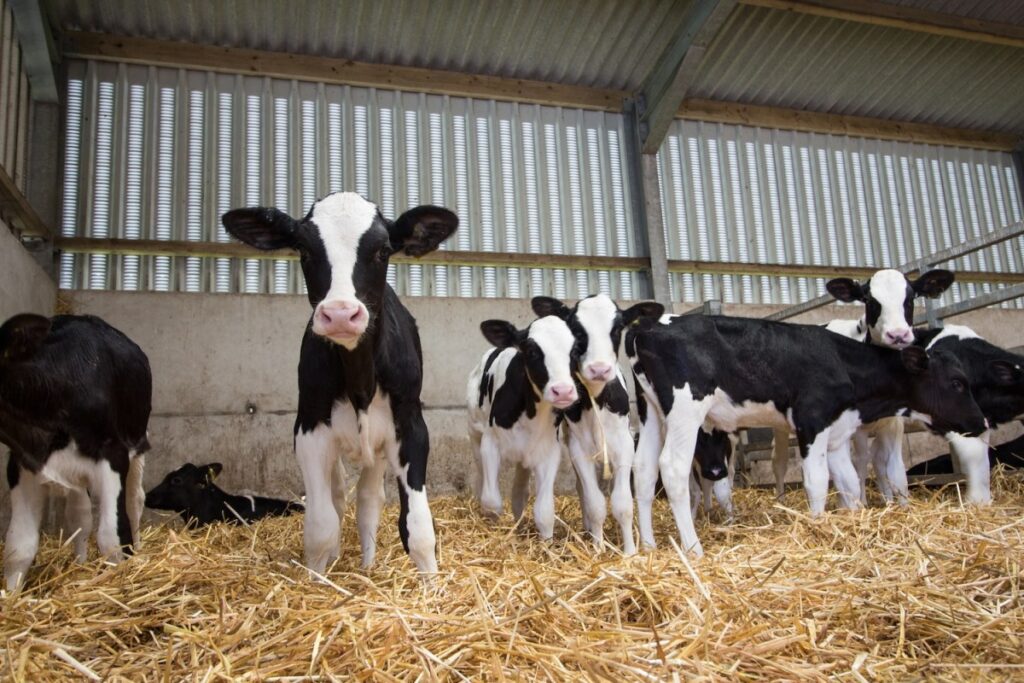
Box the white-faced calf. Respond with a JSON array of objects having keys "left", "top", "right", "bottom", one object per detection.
[
  {"left": 1, "top": 314, "right": 151, "bottom": 590},
  {"left": 627, "top": 314, "right": 987, "bottom": 556},
  {"left": 222, "top": 192, "right": 457, "bottom": 575},
  {"left": 771, "top": 268, "right": 955, "bottom": 505},
  {"left": 467, "top": 316, "right": 579, "bottom": 540},
  {"left": 530, "top": 294, "right": 662, "bottom": 554},
  {"left": 145, "top": 463, "right": 303, "bottom": 526}
]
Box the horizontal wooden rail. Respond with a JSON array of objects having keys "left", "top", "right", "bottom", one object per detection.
[
  {"left": 0, "top": 164, "right": 52, "bottom": 239},
  {"left": 56, "top": 237, "right": 1024, "bottom": 285}
]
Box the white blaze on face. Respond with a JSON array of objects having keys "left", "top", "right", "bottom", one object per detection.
[
  {"left": 309, "top": 192, "right": 379, "bottom": 348},
  {"left": 867, "top": 269, "right": 914, "bottom": 349},
  {"left": 529, "top": 316, "right": 578, "bottom": 409},
  {"left": 575, "top": 294, "right": 618, "bottom": 386}
]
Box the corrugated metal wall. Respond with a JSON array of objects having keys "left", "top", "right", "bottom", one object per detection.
[
  {"left": 0, "top": 0, "right": 33, "bottom": 193},
  {"left": 657, "top": 119, "right": 1024, "bottom": 307},
  {"left": 60, "top": 58, "right": 642, "bottom": 299},
  {"left": 60, "top": 58, "right": 1024, "bottom": 307}
]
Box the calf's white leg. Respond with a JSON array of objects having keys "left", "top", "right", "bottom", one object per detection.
[
  {"left": 634, "top": 409, "right": 662, "bottom": 550},
  {"left": 948, "top": 432, "right": 992, "bottom": 505},
  {"left": 90, "top": 459, "right": 126, "bottom": 562},
  {"left": 4, "top": 467, "right": 46, "bottom": 591},
  {"left": 476, "top": 433, "right": 503, "bottom": 519},
  {"left": 296, "top": 425, "right": 341, "bottom": 574},
  {"left": 801, "top": 429, "right": 831, "bottom": 517},
  {"left": 568, "top": 435, "right": 606, "bottom": 550},
  {"left": 872, "top": 420, "right": 908, "bottom": 505},
  {"left": 356, "top": 455, "right": 387, "bottom": 569},
  {"left": 826, "top": 441, "right": 863, "bottom": 510},
  {"left": 510, "top": 463, "right": 532, "bottom": 522},
  {"left": 126, "top": 454, "right": 145, "bottom": 547},
  {"left": 531, "top": 446, "right": 561, "bottom": 541},
  {"left": 64, "top": 485, "right": 93, "bottom": 562},
  {"left": 608, "top": 426, "right": 637, "bottom": 556},
  {"left": 850, "top": 429, "right": 871, "bottom": 504},
  {"left": 660, "top": 388, "right": 711, "bottom": 557}
]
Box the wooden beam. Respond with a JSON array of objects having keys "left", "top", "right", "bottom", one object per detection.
[
  {"left": 741, "top": 0, "right": 1024, "bottom": 49},
  {"left": 63, "top": 31, "right": 626, "bottom": 113},
  {"left": 0, "top": 162, "right": 51, "bottom": 238},
  {"left": 638, "top": 0, "right": 738, "bottom": 153},
  {"left": 679, "top": 98, "right": 1021, "bottom": 151},
  {"left": 9, "top": 0, "right": 58, "bottom": 102},
  {"left": 54, "top": 237, "right": 1024, "bottom": 285}
]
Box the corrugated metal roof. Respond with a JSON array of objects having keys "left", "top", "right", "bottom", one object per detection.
[
  {"left": 691, "top": 4, "right": 1024, "bottom": 134},
  {"left": 878, "top": 0, "right": 1024, "bottom": 26},
  {"left": 44, "top": 0, "right": 1024, "bottom": 134},
  {"left": 44, "top": 0, "right": 699, "bottom": 91}
]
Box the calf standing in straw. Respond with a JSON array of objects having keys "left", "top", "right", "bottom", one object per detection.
[
  {"left": 468, "top": 316, "right": 580, "bottom": 539},
  {"left": 531, "top": 295, "right": 663, "bottom": 554}
]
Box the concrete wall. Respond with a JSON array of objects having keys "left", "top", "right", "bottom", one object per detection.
[
  {"left": 61, "top": 291, "right": 1024, "bottom": 503},
  {"left": 0, "top": 225, "right": 57, "bottom": 530}
]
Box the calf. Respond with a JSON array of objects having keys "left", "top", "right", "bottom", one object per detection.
[
  {"left": 628, "top": 314, "right": 988, "bottom": 555},
  {"left": 531, "top": 294, "right": 662, "bottom": 554},
  {"left": 911, "top": 325, "right": 1024, "bottom": 504},
  {"left": 467, "top": 316, "right": 579, "bottom": 540},
  {"left": 771, "top": 268, "right": 955, "bottom": 505},
  {"left": 222, "top": 192, "right": 457, "bottom": 574},
  {"left": 145, "top": 463, "right": 302, "bottom": 526},
  {"left": 1, "top": 314, "right": 151, "bottom": 590}
]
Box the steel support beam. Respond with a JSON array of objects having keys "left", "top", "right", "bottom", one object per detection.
[
  {"left": 9, "top": 0, "right": 58, "bottom": 102},
  {"left": 636, "top": 0, "right": 738, "bottom": 153}
]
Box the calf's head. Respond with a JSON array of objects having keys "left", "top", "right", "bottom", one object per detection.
[
  {"left": 0, "top": 313, "right": 51, "bottom": 371},
  {"left": 222, "top": 192, "right": 457, "bottom": 350},
  {"left": 480, "top": 316, "right": 580, "bottom": 409},
  {"left": 900, "top": 346, "right": 987, "bottom": 437},
  {"left": 530, "top": 294, "right": 663, "bottom": 392},
  {"left": 145, "top": 462, "right": 223, "bottom": 513},
  {"left": 826, "top": 269, "right": 953, "bottom": 349}
]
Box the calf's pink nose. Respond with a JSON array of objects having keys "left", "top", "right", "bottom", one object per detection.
[
  {"left": 315, "top": 301, "right": 367, "bottom": 336},
  {"left": 549, "top": 383, "right": 577, "bottom": 404},
  {"left": 885, "top": 329, "right": 912, "bottom": 345},
  {"left": 587, "top": 362, "right": 613, "bottom": 381}
]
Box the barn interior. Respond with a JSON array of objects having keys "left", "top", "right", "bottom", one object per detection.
[{"left": 1, "top": 1, "right": 1024, "bottom": 678}]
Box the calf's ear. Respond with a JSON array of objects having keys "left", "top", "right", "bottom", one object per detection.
[
  {"left": 221, "top": 207, "right": 298, "bottom": 250},
  {"left": 826, "top": 277, "right": 866, "bottom": 303},
  {"left": 205, "top": 463, "right": 223, "bottom": 482},
  {"left": 0, "top": 313, "right": 52, "bottom": 363},
  {"left": 531, "top": 296, "right": 571, "bottom": 320},
  {"left": 389, "top": 205, "right": 458, "bottom": 257},
  {"left": 621, "top": 301, "right": 665, "bottom": 326},
  {"left": 987, "top": 359, "right": 1023, "bottom": 386},
  {"left": 912, "top": 269, "right": 955, "bottom": 298},
  {"left": 480, "top": 320, "right": 519, "bottom": 349},
  {"left": 900, "top": 346, "right": 931, "bottom": 375}
]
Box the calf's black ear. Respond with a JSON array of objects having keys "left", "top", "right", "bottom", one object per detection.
[
  {"left": 389, "top": 205, "right": 458, "bottom": 257},
  {"left": 0, "top": 313, "right": 52, "bottom": 363},
  {"left": 480, "top": 320, "right": 519, "bottom": 349},
  {"left": 900, "top": 346, "right": 931, "bottom": 375},
  {"left": 205, "top": 463, "right": 223, "bottom": 482},
  {"left": 531, "top": 296, "right": 572, "bottom": 320},
  {"left": 221, "top": 207, "right": 298, "bottom": 250},
  {"left": 987, "top": 359, "right": 1023, "bottom": 386},
  {"left": 911, "top": 269, "right": 955, "bottom": 298},
  {"left": 621, "top": 301, "right": 665, "bottom": 326},
  {"left": 826, "top": 277, "right": 866, "bottom": 303}
]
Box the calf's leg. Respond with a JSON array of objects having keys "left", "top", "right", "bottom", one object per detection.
[
  {"left": 391, "top": 407, "right": 438, "bottom": 574},
  {"left": 568, "top": 435, "right": 606, "bottom": 550},
  {"left": 772, "top": 427, "right": 790, "bottom": 498},
  {"left": 948, "top": 432, "right": 992, "bottom": 505},
  {"left": 634, "top": 410, "right": 662, "bottom": 550},
  {"left": 356, "top": 456, "right": 387, "bottom": 570},
  {"left": 4, "top": 464, "right": 46, "bottom": 591},
  {"left": 295, "top": 424, "right": 341, "bottom": 574},
  {"left": 64, "top": 486, "right": 93, "bottom": 562}
]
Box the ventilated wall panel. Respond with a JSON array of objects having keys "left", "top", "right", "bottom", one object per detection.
[{"left": 60, "top": 59, "right": 642, "bottom": 300}]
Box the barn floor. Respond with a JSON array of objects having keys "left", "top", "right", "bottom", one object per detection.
[{"left": 2, "top": 472, "right": 1023, "bottom": 681}]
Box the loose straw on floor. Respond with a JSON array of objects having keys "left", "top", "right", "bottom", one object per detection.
[{"left": 1, "top": 470, "right": 1023, "bottom": 681}]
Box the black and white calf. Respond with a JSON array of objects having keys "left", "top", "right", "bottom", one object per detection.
[
  {"left": 628, "top": 314, "right": 987, "bottom": 555},
  {"left": 1, "top": 314, "right": 151, "bottom": 590},
  {"left": 222, "top": 192, "right": 457, "bottom": 575},
  {"left": 531, "top": 294, "right": 663, "bottom": 554},
  {"left": 771, "top": 268, "right": 955, "bottom": 505},
  {"left": 467, "top": 316, "right": 579, "bottom": 539},
  {"left": 145, "top": 463, "right": 303, "bottom": 526},
  {"left": 912, "top": 325, "right": 1024, "bottom": 504}
]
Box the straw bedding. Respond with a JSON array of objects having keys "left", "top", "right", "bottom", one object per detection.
[{"left": 2, "top": 471, "right": 1023, "bottom": 681}]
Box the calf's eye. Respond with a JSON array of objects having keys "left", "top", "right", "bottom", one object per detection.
[
  {"left": 376, "top": 246, "right": 391, "bottom": 263},
  {"left": 952, "top": 379, "right": 966, "bottom": 393}
]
